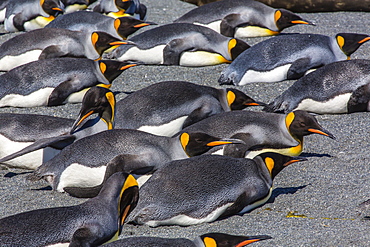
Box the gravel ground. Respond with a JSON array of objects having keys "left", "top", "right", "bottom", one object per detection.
[{"left": 1, "top": 1, "right": 370, "bottom": 246}]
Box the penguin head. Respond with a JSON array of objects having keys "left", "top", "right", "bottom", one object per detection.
[
  {"left": 275, "top": 9, "right": 314, "bottom": 31},
  {"left": 335, "top": 33, "right": 370, "bottom": 57},
  {"left": 40, "top": 0, "right": 64, "bottom": 16},
  {"left": 70, "top": 86, "right": 116, "bottom": 133},
  {"left": 347, "top": 83, "right": 370, "bottom": 113},
  {"left": 228, "top": 38, "right": 250, "bottom": 60},
  {"left": 114, "top": 17, "right": 156, "bottom": 39},
  {"left": 286, "top": 110, "right": 335, "bottom": 140},
  {"left": 97, "top": 172, "right": 139, "bottom": 234},
  {"left": 115, "top": 0, "right": 132, "bottom": 11},
  {"left": 179, "top": 132, "right": 245, "bottom": 157},
  {"left": 98, "top": 60, "right": 138, "bottom": 82},
  {"left": 226, "top": 88, "right": 265, "bottom": 110},
  {"left": 196, "top": 233, "right": 272, "bottom": 247},
  {"left": 255, "top": 152, "right": 307, "bottom": 179},
  {"left": 91, "top": 32, "right": 131, "bottom": 56}
]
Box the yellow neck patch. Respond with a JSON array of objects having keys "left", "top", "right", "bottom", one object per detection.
[
  {"left": 106, "top": 91, "right": 115, "bottom": 129},
  {"left": 337, "top": 35, "right": 345, "bottom": 50},
  {"left": 226, "top": 90, "right": 236, "bottom": 107},
  {"left": 203, "top": 237, "right": 217, "bottom": 247},
  {"left": 265, "top": 157, "right": 274, "bottom": 175},
  {"left": 285, "top": 111, "right": 295, "bottom": 130},
  {"left": 114, "top": 18, "right": 121, "bottom": 31},
  {"left": 228, "top": 38, "right": 237, "bottom": 57},
  {"left": 274, "top": 10, "right": 282, "bottom": 23},
  {"left": 180, "top": 132, "right": 190, "bottom": 151},
  {"left": 99, "top": 62, "right": 107, "bottom": 74},
  {"left": 92, "top": 32, "right": 99, "bottom": 46}
]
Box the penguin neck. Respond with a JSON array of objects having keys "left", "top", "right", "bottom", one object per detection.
[
  {"left": 217, "top": 88, "right": 232, "bottom": 112},
  {"left": 84, "top": 33, "right": 101, "bottom": 60},
  {"left": 285, "top": 113, "right": 304, "bottom": 156},
  {"left": 254, "top": 156, "right": 274, "bottom": 187},
  {"left": 169, "top": 135, "right": 191, "bottom": 160}
]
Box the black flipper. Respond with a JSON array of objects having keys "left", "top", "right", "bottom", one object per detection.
[
  {"left": 0, "top": 135, "right": 75, "bottom": 164},
  {"left": 287, "top": 58, "right": 322, "bottom": 80},
  {"left": 39, "top": 45, "right": 69, "bottom": 59},
  {"left": 47, "top": 78, "right": 85, "bottom": 106},
  {"left": 220, "top": 13, "right": 243, "bottom": 37}
]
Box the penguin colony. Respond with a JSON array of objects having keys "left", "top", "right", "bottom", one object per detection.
[{"left": 0, "top": 0, "right": 369, "bottom": 246}]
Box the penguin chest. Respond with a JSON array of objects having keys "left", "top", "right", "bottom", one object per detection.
[
  {"left": 0, "top": 49, "right": 42, "bottom": 71},
  {"left": 194, "top": 21, "right": 221, "bottom": 33},
  {"left": 238, "top": 64, "right": 291, "bottom": 85},
  {"left": 0, "top": 87, "right": 55, "bottom": 108},
  {"left": 234, "top": 26, "right": 279, "bottom": 38},
  {"left": 137, "top": 116, "right": 188, "bottom": 136},
  {"left": 0, "top": 135, "right": 60, "bottom": 170},
  {"left": 23, "top": 16, "right": 55, "bottom": 31},
  {"left": 115, "top": 45, "right": 165, "bottom": 64},
  {"left": 57, "top": 163, "right": 107, "bottom": 192},
  {"left": 179, "top": 51, "right": 230, "bottom": 67},
  {"left": 245, "top": 142, "right": 303, "bottom": 158},
  {"left": 143, "top": 202, "right": 234, "bottom": 227},
  {"left": 294, "top": 93, "right": 352, "bottom": 114}
]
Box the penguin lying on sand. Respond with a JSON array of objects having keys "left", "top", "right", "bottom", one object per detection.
[
  {"left": 0, "top": 86, "right": 116, "bottom": 170},
  {"left": 265, "top": 59, "right": 370, "bottom": 114},
  {"left": 4, "top": 0, "right": 63, "bottom": 32},
  {"left": 127, "top": 153, "right": 306, "bottom": 227},
  {"left": 105, "top": 23, "right": 250, "bottom": 66},
  {"left": 105, "top": 233, "right": 272, "bottom": 246},
  {"left": 114, "top": 81, "right": 264, "bottom": 136},
  {"left": 45, "top": 11, "right": 155, "bottom": 39},
  {"left": 0, "top": 57, "right": 136, "bottom": 107},
  {"left": 32, "top": 130, "right": 244, "bottom": 197},
  {"left": 219, "top": 33, "right": 370, "bottom": 85},
  {"left": 0, "top": 172, "right": 139, "bottom": 247},
  {"left": 0, "top": 28, "right": 129, "bottom": 72},
  {"left": 180, "top": 110, "right": 335, "bottom": 158},
  {"left": 174, "top": 0, "right": 314, "bottom": 38}
]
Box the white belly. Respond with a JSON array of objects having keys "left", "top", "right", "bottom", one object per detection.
[
  {"left": 4, "top": 14, "right": 16, "bottom": 32},
  {"left": 144, "top": 202, "right": 233, "bottom": 227},
  {"left": 0, "top": 135, "right": 59, "bottom": 170},
  {"left": 235, "top": 26, "right": 279, "bottom": 38},
  {"left": 0, "top": 8, "right": 6, "bottom": 23},
  {"left": 0, "top": 87, "right": 54, "bottom": 107},
  {"left": 238, "top": 64, "right": 291, "bottom": 85},
  {"left": 180, "top": 51, "right": 229, "bottom": 67},
  {"left": 64, "top": 88, "right": 90, "bottom": 104},
  {"left": 57, "top": 163, "right": 107, "bottom": 192},
  {"left": 46, "top": 243, "right": 70, "bottom": 247},
  {"left": 115, "top": 45, "right": 165, "bottom": 64},
  {"left": 137, "top": 116, "right": 187, "bottom": 137},
  {"left": 0, "top": 49, "right": 42, "bottom": 71},
  {"left": 294, "top": 93, "right": 351, "bottom": 114}
]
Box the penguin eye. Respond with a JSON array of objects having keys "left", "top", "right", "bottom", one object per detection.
[
  {"left": 300, "top": 122, "right": 306, "bottom": 127},
  {"left": 195, "top": 138, "right": 203, "bottom": 143}
]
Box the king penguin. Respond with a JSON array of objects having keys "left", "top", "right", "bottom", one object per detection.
[
  {"left": 265, "top": 59, "right": 370, "bottom": 114},
  {"left": 218, "top": 33, "right": 370, "bottom": 85},
  {"left": 45, "top": 11, "right": 156, "bottom": 39},
  {"left": 4, "top": 0, "right": 64, "bottom": 32},
  {"left": 0, "top": 172, "right": 139, "bottom": 247},
  {"left": 174, "top": 0, "right": 314, "bottom": 38},
  {"left": 0, "top": 57, "right": 136, "bottom": 107},
  {"left": 104, "top": 233, "right": 272, "bottom": 246},
  {"left": 0, "top": 86, "right": 116, "bottom": 170},
  {"left": 114, "top": 81, "right": 265, "bottom": 136},
  {"left": 104, "top": 22, "right": 250, "bottom": 67},
  {"left": 0, "top": 28, "right": 129, "bottom": 72},
  {"left": 179, "top": 110, "right": 335, "bottom": 158},
  {"left": 126, "top": 153, "right": 306, "bottom": 227},
  {"left": 32, "top": 129, "right": 244, "bottom": 196}
]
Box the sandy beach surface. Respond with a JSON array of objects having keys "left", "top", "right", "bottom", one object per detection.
[{"left": 0, "top": 0, "right": 370, "bottom": 246}]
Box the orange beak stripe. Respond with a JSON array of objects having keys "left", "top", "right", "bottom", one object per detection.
[
  {"left": 76, "top": 110, "right": 94, "bottom": 127},
  {"left": 291, "top": 20, "right": 310, "bottom": 25},
  {"left": 109, "top": 41, "right": 129, "bottom": 46},
  {"left": 52, "top": 7, "right": 62, "bottom": 11},
  {"left": 307, "top": 128, "right": 329, "bottom": 136},
  {"left": 284, "top": 159, "right": 302, "bottom": 167},
  {"left": 235, "top": 239, "right": 261, "bottom": 247},
  {"left": 206, "top": 141, "right": 233, "bottom": 147},
  {"left": 134, "top": 23, "right": 151, "bottom": 28},
  {"left": 359, "top": 37, "right": 370, "bottom": 43},
  {"left": 245, "top": 102, "right": 260, "bottom": 106},
  {"left": 120, "top": 64, "right": 137, "bottom": 70}
]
